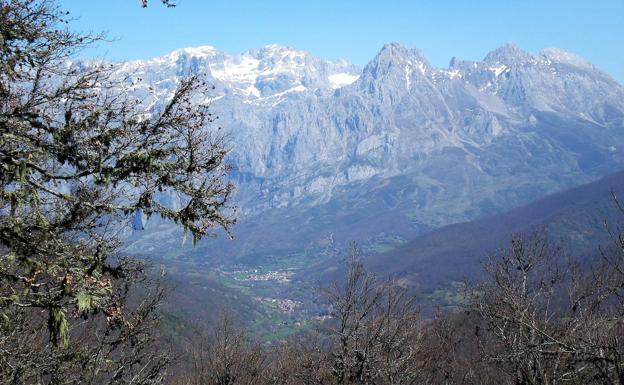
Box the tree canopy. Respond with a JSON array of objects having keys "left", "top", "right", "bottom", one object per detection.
[{"left": 0, "top": 0, "right": 234, "bottom": 382}]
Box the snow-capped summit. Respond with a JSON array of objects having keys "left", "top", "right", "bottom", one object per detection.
[
  {"left": 208, "top": 44, "right": 359, "bottom": 100},
  {"left": 171, "top": 45, "right": 219, "bottom": 58},
  {"left": 484, "top": 42, "right": 534, "bottom": 65},
  {"left": 365, "top": 42, "right": 431, "bottom": 77},
  {"left": 118, "top": 44, "right": 360, "bottom": 104}
]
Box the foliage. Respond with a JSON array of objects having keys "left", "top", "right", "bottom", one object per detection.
[
  {"left": 140, "top": 0, "right": 176, "bottom": 7},
  {"left": 0, "top": 260, "right": 171, "bottom": 384},
  {"left": 0, "top": 0, "right": 234, "bottom": 382}
]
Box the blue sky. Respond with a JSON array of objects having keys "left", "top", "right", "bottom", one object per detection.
[{"left": 60, "top": 0, "right": 624, "bottom": 82}]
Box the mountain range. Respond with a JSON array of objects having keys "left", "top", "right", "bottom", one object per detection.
[{"left": 120, "top": 42, "right": 624, "bottom": 269}]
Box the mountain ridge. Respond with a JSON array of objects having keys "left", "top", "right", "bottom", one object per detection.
[{"left": 120, "top": 42, "right": 624, "bottom": 265}]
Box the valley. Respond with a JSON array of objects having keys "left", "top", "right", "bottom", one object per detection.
[{"left": 157, "top": 169, "right": 624, "bottom": 339}]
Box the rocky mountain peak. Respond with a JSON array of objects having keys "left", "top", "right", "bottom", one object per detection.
[
  {"left": 484, "top": 42, "right": 534, "bottom": 65},
  {"left": 361, "top": 43, "right": 431, "bottom": 88},
  {"left": 373, "top": 43, "right": 428, "bottom": 65}
]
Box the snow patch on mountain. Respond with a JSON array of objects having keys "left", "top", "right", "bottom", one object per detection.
[
  {"left": 540, "top": 48, "right": 594, "bottom": 70},
  {"left": 328, "top": 73, "right": 359, "bottom": 89}
]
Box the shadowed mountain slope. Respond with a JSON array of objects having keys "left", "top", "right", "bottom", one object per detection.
[{"left": 364, "top": 170, "right": 624, "bottom": 289}]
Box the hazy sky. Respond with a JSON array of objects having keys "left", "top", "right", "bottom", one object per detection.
[{"left": 60, "top": 0, "right": 624, "bottom": 82}]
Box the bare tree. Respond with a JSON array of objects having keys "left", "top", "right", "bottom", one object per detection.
[
  {"left": 267, "top": 332, "right": 334, "bottom": 385},
  {"left": 174, "top": 313, "right": 267, "bottom": 385},
  {"left": 421, "top": 310, "right": 502, "bottom": 385},
  {"left": 318, "top": 246, "right": 427, "bottom": 385},
  {"left": 561, "top": 195, "right": 624, "bottom": 384},
  {"left": 468, "top": 229, "right": 624, "bottom": 385},
  {"left": 468, "top": 233, "right": 576, "bottom": 384}
]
